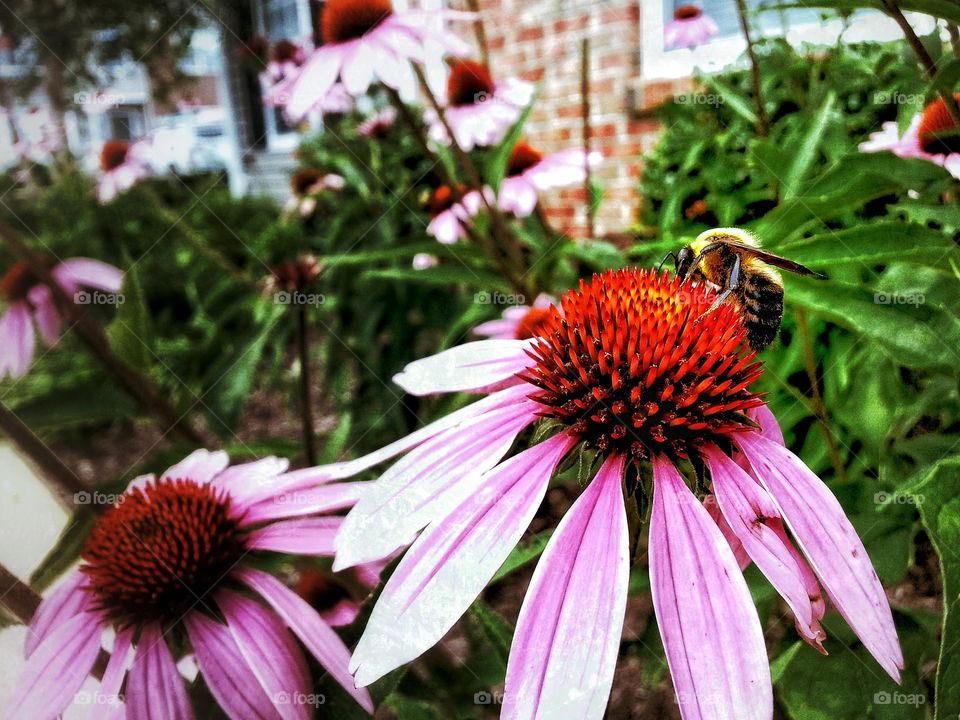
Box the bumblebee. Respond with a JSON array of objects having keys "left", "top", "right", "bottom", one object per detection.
[{"left": 671, "top": 228, "right": 822, "bottom": 352}]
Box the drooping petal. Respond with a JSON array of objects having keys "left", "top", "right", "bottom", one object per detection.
[
  {"left": 52, "top": 258, "right": 123, "bottom": 293},
  {"left": 333, "top": 399, "right": 539, "bottom": 570},
  {"left": 219, "top": 591, "right": 312, "bottom": 720},
  {"left": 24, "top": 570, "right": 93, "bottom": 657},
  {"left": 648, "top": 456, "right": 772, "bottom": 720},
  {"left": 126, "top": 624, "right": 194, "bottom": 720},
  {"left": 392, "top": 339, "right": 534, "bottom": 395},
  {"left": 26, "top": 284, "right": 61, "bottom": 347},
  {"left": 501, "top": 453, "right": 629, "bottom": 720},
  {"left": 246, "top": 516, "right": 341, "bottom": 556},
  {"left": 235, "top": 568, "right": 374, "bottom": 713},
  {"left": 703, "top": 494, "right": 750, "bottom": 571},
  {"left": 161, "top": 449, "right": 230, "bottom": 485},
  {"left": 0, "top": 302, "right": 36, "bottom": 379},
  {"left": 186, "top": 609, "right": 295, "bottom": 720},
  {"left": 286, "top": 47, "right": 341, "bottom": 122},
  {"left": 736, "top": 432, "right": 903, "bottom": 681},
  {"left": 705, "top": 445, "right": 826, "bottom": 651},
  {"left": 340, "top": 41, "right": 376, "bottom": 96},
  {"left": 350, "top": 433, "right": 577, "bottom": 688},
  {"left": 6, "top": 611, "right": 104, "bottom": 720}
]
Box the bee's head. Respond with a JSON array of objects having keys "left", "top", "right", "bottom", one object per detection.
[{"left": 675, "top": 245, "right": 696, "bottom": 279}]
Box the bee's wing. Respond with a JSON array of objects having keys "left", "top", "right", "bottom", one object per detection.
[{"left": 719, "top": 241, "right": 823, "bottom": 277}]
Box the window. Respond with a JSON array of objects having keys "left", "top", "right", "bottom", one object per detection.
[{"left": 641, "top": 3, "right": 939, "bottom": 80}]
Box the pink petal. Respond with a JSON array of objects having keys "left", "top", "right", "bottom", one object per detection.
[
  {"left": 219, "top": 591, "right": 312, "bottom": 720},
  {"left": 26, "top": 285, "right": 61, "bottom": 347},
  {"left": 53, "top": 258, "right": 123, "bottom": 293},
  {"left": 212, "top": 456, "right": 290, "bottom": 496},
  {"left": 0, "top": 302, "right": 36, "bottom": 378},
  {"left": 98, "top": 627, "right": 133, "bottom": 713},
  {"left": 333, "top": 400, "right": 539, "bottom": 570},
  {"left": 392, "top": 339, "right": 534, "bottom": 395},
  {"left": 350, "top": 433, "right": 577, "bottom": 687},
  {"left": 6, "top": 611, "right": 103, "bottom": 720},
  {"left": 246, "top": 516, "right": 341, "bottom": 556},
  {"left": 238, "top": 482, "right": 364, "bottom": 524},
  {"left": 161, "top": 449, "right": 230, "bottom": 485},
  {"left": 235, "top": 568, "right": 374, "bottom": 713},
  {"left": 747, "top": 405, "right": 784, "bottom": 446},
  {"left": 705, "top": 445, "right": 826, "bottom": 651},
  {"left": 25, "top": 570, "right": 93, "bottom": 657},
  {"left": 649, "top": 455, "right": 772, "bottom": 720},
  {"left": 703, "top": 494, "right": 750, "bottom": 571},
  {"left": 340, "top": 42, "right": 376, "bottom": 96},
  {"left": 126, "top": 624, "right": 194, "bottom": 720},
  {"left": 502, "top": 453, "right": 629, "bottom": 720},
  {"left": 736, "top": 432, "right": 903, "bottom": 681},
  {"left": 286, "top": 47, "right": 341, "bottom": 121}
]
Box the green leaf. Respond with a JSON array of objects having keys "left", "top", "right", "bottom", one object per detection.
[
  {"left": 903, "top": 457, "right": 960, "bottom": 720},
  {"left": 361, "top": 266, "right": 509, "bottom": 290},
  {"left": 382, "top": 696, "right": 445, "bottom": 720},
  {"left": 484, "top": 87, "right": 540, "bottom": 191},
  {"left": 778, "top": 223, "right": 958, "bottom": 267},
  {"left": 29, "top": 510, "right": 97, "bottom": 591},
  {"left": 932, "top": 58, "right": 960, "bottom": 94},
  {"left": 492, "top": 531, "right": 553, "bottom": 583},
  {"left": 106, "top": 259, "right": 152, "bottom": 370},
  {"left": 782, "top": 91, "right": 836, "bottom": 200},
  {"left": 468, "top": 599, "right": 514, "bottom": 666},
  {"left": 705, "top": 75, "right": 758, "bottom": 125}
]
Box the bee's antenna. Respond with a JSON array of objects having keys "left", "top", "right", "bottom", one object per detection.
[{"left": 658, "top": 252, "right": 677, "bottom": 273}]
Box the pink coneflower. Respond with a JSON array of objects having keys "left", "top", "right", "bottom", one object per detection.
[
  {"left": 285, "top": 167, "right": 346, "bottom": 218},
  {"left": 277, "top": 0, "right": 472, "bottom": 122},
  {"left": 474, "top": 141, "right": 602, "bottom": 218},
  {"left": 472, "top": 293, "right": 559, "bottom": 340},
  {"left": 426, "top": 60, "right": 534, "bottom": 150},
  {"left": 296, "top": 267, "right": 901, "bottom": 718},
  {"left": 97, "top": 139, "right": 151, "bottom": 204},
  {"left": 6, "top": 450, "right": 373, "bottom": 719},
  {"left": 424, "top": 183, "right": 485, "bottom": 244},
  {"left": 357, "top": 106, "right": 398, "bottom": 138},
  {"left": 263, "top": 38, "right": 308, "bottom": 84},
  {"left": 296, "top": 560, "right": 386, "bottom": 627},
  {"left": 0, "top": 256, "right": 123, "bottom": 379},
  {"left": 860, "top": 94, "right": 960, "bottom": 180},
  {"left": 664, "top": 5, "right": 720, "bottom": 49}
]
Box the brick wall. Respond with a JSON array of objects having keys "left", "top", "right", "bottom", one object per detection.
[{"left": 453, "top": 0, "right": 690, "bottom": 238}]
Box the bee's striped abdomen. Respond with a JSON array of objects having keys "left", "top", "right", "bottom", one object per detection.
[{"left": 739, "top": 273, "right": 784, "bottom": 351}]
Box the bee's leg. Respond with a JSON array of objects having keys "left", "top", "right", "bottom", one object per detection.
[{"left": 705, "top": 254, "right": 741, "bottom": 312}]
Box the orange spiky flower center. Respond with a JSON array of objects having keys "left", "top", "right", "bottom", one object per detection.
[
  {"left": 520, "top": 268, "right": 764, "bottom": 462},
  {"left": 674, "top": 5, "right": 702, "bottom": 20},
  {"left": 515, "top": 307, "right": 554, "bottom": 340},
  {"left": 447, "top": 60, "right": 496, "bottom": 107},
  {"left": 100, "top": 140, "right": 131, "bottom": 171},
  {"left": 321, "top": 0, "right": 393, "bottom": 44},
  {"left": 507, "top": 142, "right": 544, "bottom": 177},
  {"left": 918, "top": 93, "right": 960, "bottom": 155},
  {"left": 426, "top": 184, "right": 466, "bottom": 216},
  {"left": 80, "top": 478, "right": 245, "bottom": 626}
]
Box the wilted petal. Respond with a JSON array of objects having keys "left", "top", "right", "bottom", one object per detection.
[
  {"left": 392, "top": 339, "right": 533, "bottom": 395},
  {"left": 736, "top": 432, "right": 903, "bottom": 681},
  {"left": 649, "top": 456, "right": 772, "bottom": 720},
  {"left": 501, "top": 453, "right": 628, "bottom": 720},
  {"left": 236, "top": 568, "right": 374, "bottom": 713},
  {"left": 333, "top": 400, "right": 538, "bottom": 570},
  {"left": 350, "top": 433, "right": 577, "bottom": 688},
  {"left": 126, "top": 624, "right": 194, "bottom": 720},
  {"left": 6, "top": 611, "right": 103, "bottom": 720},
  {"left": 703, "top": 494, "right": 750, "bottom": 571},
  {"left": 705, "top": 445, "right": 825, "bottom": 651}
]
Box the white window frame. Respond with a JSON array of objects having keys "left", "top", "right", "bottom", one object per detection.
[{"left": 640, "top": 4, "right": 939, "bottom": 80}]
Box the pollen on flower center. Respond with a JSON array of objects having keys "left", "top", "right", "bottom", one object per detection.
[
  {"left": 100, "top": 139, "right": 131, "bottom": 172},
  {"left": 447, "top": 60, "right": 496, "bottom": 107},
  {"left": 520, "top": 268, "right": 764, "bottom": 462},
  {"left": 674, "top": 4, "right": 703, "bottom": 20},
  {"left": 321, "top": 0, "right": 393, "bottom": 44},
  {"left": 507, "top": 142, "right": 544, "bottom": 177},
  {"left": 918, "top": 93, "right": 960, "bottom": 155},
  {"left": 80, "top": 478, "right": 245, "bottom": 625}
]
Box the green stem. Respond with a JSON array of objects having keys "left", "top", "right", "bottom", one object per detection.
[
  {"left": 734, "top": 0, "right": 769, "bottom": 138},
  {"left": 296, "top": 305, "right": 317, "bottom": 465}
]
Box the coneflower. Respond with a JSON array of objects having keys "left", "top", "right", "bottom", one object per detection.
[
  {"left": 664, "top": 5, "right": 720, "bottom": 50},
  {"left": 472, "top": 293, "right": 559, "bottom": 340},
  {"left": 297, "top": 267, "right": 902, "bottom": 719},
  {"left": 6, "top": 450, "right": 372, "bottom": 719},
  {"left": 97, "top": 139, "right": 151, "bottom": 204}
]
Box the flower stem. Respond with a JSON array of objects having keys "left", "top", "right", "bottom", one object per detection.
[
  {"left": 296, "top": 305, "right": 317, "bottom": 465},
  {"left": 465, "top": 0, "right": 490, "bottom": 67},
  {"left": 383, "top": 87, "right": 528, "bottom": 296},
  {"left": 411, "top": 65, "right": 530, "bottom": 290},
  {"left": 0, "top": 223, "right": 213, "bottom": 447},
  {"left": 0, "top": 563, "right": 41, "bottom": 624},
  {"left": 882, "top": 0, "right": 960, "bottom": 126},
  {"left": 949, "top": 23, "right": 960, "bottom": 58},
  {"left": 734, "top": 0, "right": 769, "bottom": 138},
  {"left": 580, "top": 37, "right": 596, "bottom": 238},
  {"left": 795, "top": 309, "right": 847, "bottom": 483},
  {"left": 0, "top": 401, "right": 96, "bottom": 512}
]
